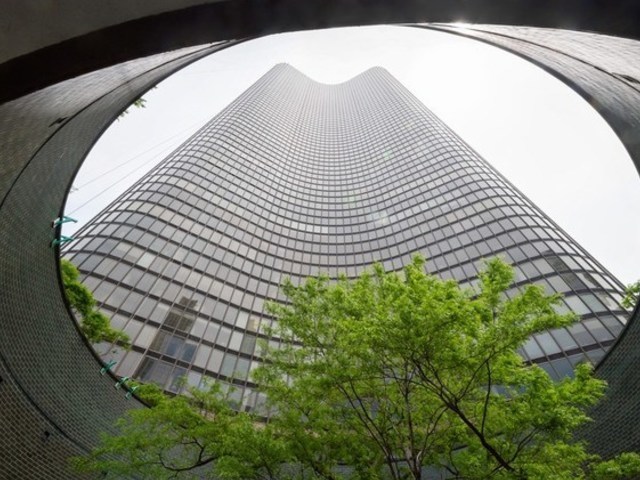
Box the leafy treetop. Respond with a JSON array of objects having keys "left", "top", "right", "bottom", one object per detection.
[
  {"left": 73, "top": 256, "right": 640, "bottom": 479},
  {"left": 61, "top": 258, "right": 130, "bottom": 348}
]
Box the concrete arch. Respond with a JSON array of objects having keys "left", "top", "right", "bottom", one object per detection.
[{"left": 1, "top": 2, "right": 639, "bottom": 476}]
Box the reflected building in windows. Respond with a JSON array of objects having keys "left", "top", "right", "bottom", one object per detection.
[{"left": 64, "top": 64, "right": 628, "bottom": 413}]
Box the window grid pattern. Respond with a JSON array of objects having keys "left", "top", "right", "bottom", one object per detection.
[{"left": 65, "top": 64, "right": 627, "bottom": 413}]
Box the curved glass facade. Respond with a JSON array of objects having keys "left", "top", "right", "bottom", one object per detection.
[{"left": 64, "top": 64, "right": 627, "bottom": 414}]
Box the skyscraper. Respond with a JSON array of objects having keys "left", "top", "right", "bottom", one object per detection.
[{"left": 64, "top": 64, "right": 628, "bottom": 414}]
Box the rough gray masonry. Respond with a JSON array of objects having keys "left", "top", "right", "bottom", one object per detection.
[{"left": 1, "top": 3, "right": 640, "bottom": 477}]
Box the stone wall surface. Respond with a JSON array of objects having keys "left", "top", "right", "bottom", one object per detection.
[
  {"left": 1, "top": 3, "right": 640, "bottom": 477},
  {"left": 0, "top": 42, "right": 235, "bottom": 478}
]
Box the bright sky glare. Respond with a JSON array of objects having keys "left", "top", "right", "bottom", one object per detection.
[{"left": 64, "top": 25, "right": 640, "bottom": 284}]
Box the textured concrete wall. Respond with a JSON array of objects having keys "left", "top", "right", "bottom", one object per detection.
[
  {"left": 587, "top": 306, "right": 640, "bottom": 457},
  {"left": 3, "top": 1, "right": 640, "bottom": 103},
  {"left": 0, "top": 41, "right": 236, "bottom": 479},
  {"left": 2, "top": 3, "right": 640, "bottom": 478}
]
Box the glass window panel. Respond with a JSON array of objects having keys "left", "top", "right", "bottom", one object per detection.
[
  {"left": 532, "top": 258, "right": 553, "bottom": 275},
  {"left": 167, "top": 367, "right": 187, "bottom": 393},
  {"left": 109, "top": 263, "right": 131, "bottom": 282},
  {"left": 217, "top": 326, "right": 231, "bottom": 348},
  {"left": 203, "top": 322, "right": 219, "bottom": 343},
  {"left": 150, "top": 278, "right": 169, "bottom": 298},
  {"left": 78, "top": 254, "right": 102, "bottom": 272},
  {"left": 109, "top": 313, "right": 129, "bottom": 330},
  {"left": 116, "top": 350, "right": 144, "bottom": 377},
  {"left": 549, "top": 357, "right": 573, "bottom": 379},
  {"left": 547, "top": 275, "right": 570, "bottom": 293},
  {"left": 240, "top": 334, "right": 257, "bottom": 355},
  {"left": 522, "top": 337, "right": 543, "bottom": 360},
  {"left": 92, "top": 280, "right": 115, "bottom": 302},
  {"left": 124, "top": 245, "right": 145, "bottom": 264},
  {"left": 534, "top": 332, "right": 561, "bottom": 356},
  {"left": 149, "top": 302, "right": 169, "bottom": 323},
  {"left": 149, "top": 330, "right": 169, "bottom": 353},
  {"left": 180, "top": 340, "right": 197, "bottom": 363},
  {"left": 136, "top": 324, "right": 158, "bottom": 349},
  {"left": 164, "top": 305, "right": 196, "bottom": 332},
  {"left": 135, "top": 357, "right": 155, "bottom": 382},
  {"left": 568, "top": 323, "right": 596, "bottom": 347},
  {"left": 221, "top": 354, "right": 237, "bottom": 378},
  {"left": 121, "top": 291, "right": 144, "bottom": 314},
  {"left": 213, "top": 302, "right": 227, "bottom": 321},
  {"left": 186, "top": 371, "right": 202, "bottom": 389},
  {"left": 585, "top": 348, "right": 606, "bottom": 364},
  {"left": 208, "top": 349, "right": 224, "bottom": 373},
  {"left": 583, "top": 318, "right": 614, "bottom": 342},
  {"left": 550, "top": 328, "right": 578, "bottom": 351},
  {"left": 568, "top": 352, "right": 587, "bottom": 367},
  {"left": 194, "top": 345, "right": 212, "bottom": 369},
  {"left": 191, "top": 317, "right": 207, "bottom": 338},
  {"left": 560, "top": 272, "right": 586, "bottom": 291},
  {"left": 150, "top": 361, "right": 172, "bottom": 387},
  {"left": 519, "top": 262, "right": 539, "bottom": 280},
  {"left": 165, "top": 335, "right": 184, "bottom": 357},
  {"left": 537, "top": 362, "right": 558, "bottom": 381},
  {"left": 581, "top": 294, "right": 607, "bottom": 313},
  {"left": 137, "top": 358, "right": 171, "bottom": 386},
  {"left": 136, "top": 272, "right": 157, "bottom": 292},
  {"left": 236, "top": 310, "right": 249, "bottom": 330},
  {"left": 516, "top": 346, "right": 529, "bottom": 361},
  {"left": 123, "top": 319, "right": 144, "bottom": 340},
  {"left": 107, "top": 285, "right": 131, "bottom": 308},
  {"left": 135, "top": 297, "right": 156, "bottom": 319},
  {"left": 577, "top": 271, "right": 599, "bottom": 289},
  {"left": 565, "top": 296, "right": 590, "bottom": 315},
  {"left": 137, "top": 251, "right": 155, "bottom": 269},
  {"left": 235, "top": 357, "right": 250, "bottom": 380},
  {"left": 229, "top": 330, "right": 243, "bottom": 351},
  {"left": 601, "top": 316, "right": 624, "bottom": 336}
]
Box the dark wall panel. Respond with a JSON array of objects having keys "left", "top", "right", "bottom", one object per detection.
[
  {"left": 4, "top": 1, "right": 640, "bottom": 103},
  {"left": 1, "top": 3, "right": 640, "bottom": 477},
  {"left": 0, "top": 42, "right": 236, "bottom": 478}
]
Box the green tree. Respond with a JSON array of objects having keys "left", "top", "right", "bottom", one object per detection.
[
  {"left": 71, "top": 382, "right": 289, "bottom": 480},
  {"left": 73, "top": 257, "right": 640, "bottom": 479},
  {"left": 118, "top": 88, "right": 156, "bottom": 119},
  {"left": 256, "top": 256, "right": 638, "bottom": 479},
  {"left": 621, "top": 280, "right": 640, "bottom": 310},
  {"left": 60, "top": 258, "right": 130, "bottom": 348}
]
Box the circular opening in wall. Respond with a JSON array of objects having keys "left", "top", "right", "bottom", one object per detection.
[{"left": 60, "top": 25, "right": 640, "bottom": 399}]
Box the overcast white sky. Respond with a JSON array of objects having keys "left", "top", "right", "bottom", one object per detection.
[{"left": 64, "top": 25, "right": 640, "bottom": 284}]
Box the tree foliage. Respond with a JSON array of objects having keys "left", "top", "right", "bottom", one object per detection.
[
  {"left": 71, "top": 382, "right": 288, "bottom": 480},
  {"left": 73, "top": 257, "right": 640, "bottom": 479},
  {"left": 621, "top": 280, "right": 640, "bottom": 310},
  {"left": 118, "top": 88, "right": 156, "bottom": 119},
  {"left": 60, "top": 258, "right": 130, "bottom": 347}
]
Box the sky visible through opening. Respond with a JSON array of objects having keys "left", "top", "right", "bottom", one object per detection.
[{"left": 64, "top": 25, "right": 640, "bottom": 284}]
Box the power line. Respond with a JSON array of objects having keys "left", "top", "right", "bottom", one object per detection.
[
  {"left": 74, "top": 120, "right": 206, "bottom": 190},
  {"left": 67, "top": 148, "right": 169, "bottom": 215},
  {"left": 67, "top": 119, "right": 210, "bottom": 215}
]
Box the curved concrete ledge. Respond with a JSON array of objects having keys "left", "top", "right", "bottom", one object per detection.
[
  {"left": 3, "top": 0, "right": 640, "bottom": 103},
  {"left": 1, "top": 3, "right": 640, "bottom": 477},
  {"left": 0, "top": 41, "right": 238, "bottom": 478}
]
